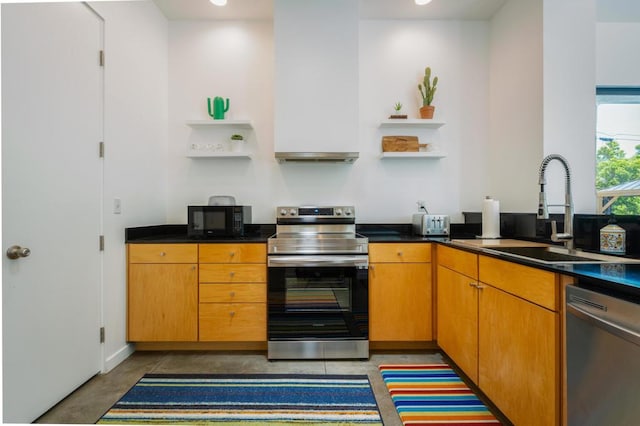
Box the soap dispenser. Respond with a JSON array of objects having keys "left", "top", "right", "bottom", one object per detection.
[{"left": 600, "top": 217, "right": 626, "bottom": 254}]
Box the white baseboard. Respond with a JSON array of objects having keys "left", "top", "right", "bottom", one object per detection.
[{"left": 103, "top": 343, "right": 135, "bottom": 373}]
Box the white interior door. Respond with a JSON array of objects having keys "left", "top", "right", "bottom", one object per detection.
[{"left": 2, "top": 3, "right": 103, "bottom": 423}]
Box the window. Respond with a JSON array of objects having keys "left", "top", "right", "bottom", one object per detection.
[{"left": 595, "top": 87, "right": 640, "bottom": 214}]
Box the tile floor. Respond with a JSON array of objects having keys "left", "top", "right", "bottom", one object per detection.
[{"left": 35, "top": 350, "right": 508, "bottom": 425}]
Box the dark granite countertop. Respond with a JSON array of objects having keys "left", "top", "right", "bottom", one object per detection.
[
  {"left": 125, "top": 223, "right": 640, "bottom": 302},
  {"left": 440, "top": 239, "right": 640, "bottom": 303},
  {"left": 125, "top": 223, "right": 442, "bottom": 243},
  {"left": 125, "top": 224, "right": 275, "bottom": 243}
]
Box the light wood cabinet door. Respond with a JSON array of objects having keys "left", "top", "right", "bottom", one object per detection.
[
  {"left": 199, "top": 243, "right": 266, "bottom": 263},
  {"left": 437, "top": 244, "right": 478, "bottom": 279},
  {"left": 369, "top": 262, "right": 432, "bottom": 341},
  {"left": 369, "top": 243, "right": 431, "bottom": 263},
  {"left": 199, "top": 303, "right": 266, "bottom": 341},
  {"left": 200, "top": 283, "right": 266, "bottom": 304},
  {"left": 479, "top": 255, "right": 558, "bottom": 311},
  {"left": 199, "top": 264, "right": 266, "bottom": 283},
  {"left": 128, "top": 263, "right": 198, "bottom": 341},
  {"left": 478, "top": 284, "right": 559, "bottom": 426},
  {"left": 129, "top": 243, "right": 197, "bottom": 264},
  {"left": 436, "top": 265, "right": 479, "bottom": 383}
]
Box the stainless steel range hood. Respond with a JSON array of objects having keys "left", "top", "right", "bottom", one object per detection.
[
  {"left": 274, "top": 0, "right": 359, "bottom": 164},
  {"left": 275, "top": 152, "right": 359, "bottom": 163}
]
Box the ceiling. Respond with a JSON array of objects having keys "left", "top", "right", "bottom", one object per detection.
[
  {"left": 152, "top": 0, "right": 640, "bottom": 22},
  {"left": 152, "top": 0, "right": 508, "bottom": 21}
]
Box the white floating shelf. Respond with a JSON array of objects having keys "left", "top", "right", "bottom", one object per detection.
[
  {"left": 186, "top": 120, "right": 253, "bottom": 129},
  {"left": 379, "top": 119, "right": 445, "bottom": 128},
  {"left": 380, "top": 151, "right": 447, "bottom": 159},
  {"left": 186, "top": 152, "right": 252, "bottom": 159}
]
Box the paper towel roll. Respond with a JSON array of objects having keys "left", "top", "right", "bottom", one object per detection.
[{"left": 481, "top": 196, "right": 501, "bottom": 239}]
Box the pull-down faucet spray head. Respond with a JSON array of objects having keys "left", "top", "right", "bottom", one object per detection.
[
  {"left": 538, "top": 181, "right": 548, "bottom": 219},
  {"left": 537, "top": 154, "right": 574, "bottom": 249}
]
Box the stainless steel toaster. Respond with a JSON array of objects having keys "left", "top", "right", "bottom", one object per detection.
[{"left": 412, "top": 213, "right": 450, "bottom": 236}]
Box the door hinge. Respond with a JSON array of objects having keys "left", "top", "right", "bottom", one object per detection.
[
  {"left": 99, "top": 50, "right": 105, "bottom": 67},
  {"left": 100, "top": 327, "right": 105, "bottom": 343},
  {"left": 99, "top": 141, "right": 104, "bottom": 158},
  {"left": 99, "top": 235, "right": 104, "bottom": 251}
]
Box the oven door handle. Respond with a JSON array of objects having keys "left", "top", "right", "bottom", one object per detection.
[{"left": 268, "top": 255, "right": 369, "bottom": 268}]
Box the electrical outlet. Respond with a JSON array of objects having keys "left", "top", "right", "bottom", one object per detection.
[{"left": 113, "top": 198, "right": 121, "bottom": 214}]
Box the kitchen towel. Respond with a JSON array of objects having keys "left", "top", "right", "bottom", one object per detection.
[{"left": 481, "top": 197, "right": 501, "bottom": 239}]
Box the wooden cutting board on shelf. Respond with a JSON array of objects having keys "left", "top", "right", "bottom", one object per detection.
[{"left": 381, "top": 136, "right": 427, "bottom": 152}]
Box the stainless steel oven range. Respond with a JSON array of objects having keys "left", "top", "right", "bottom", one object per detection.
[{"left": 267, "top": 206, "right": 369, "bottom": 360}]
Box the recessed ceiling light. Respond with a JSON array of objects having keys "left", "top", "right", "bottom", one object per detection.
[
  {"left": 210, "top": 0, "right": 228, "bottom": 6},
  {"left": 415, "top": 0, "right": 433, "bottom": 5}
]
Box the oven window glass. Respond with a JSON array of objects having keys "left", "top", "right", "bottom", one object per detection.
[
  {"left": 205, "top": 211, "right": 226, "bottom": 230},
  {"left": 267, "top": 265, "right": 368, "bottom": 340},
  {"left": 284, "top": 269, "right": 352, "bottom": 312}
]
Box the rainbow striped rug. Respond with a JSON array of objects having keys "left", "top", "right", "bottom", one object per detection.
[
  {"left": 379, "top": 364, "right": 502, "bottom": 425},
  {"left": 98, "top": 373, "right": 382, "bottom": 425}
]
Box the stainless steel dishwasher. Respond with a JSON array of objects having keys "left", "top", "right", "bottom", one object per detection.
[{"left": 566, "top": 285, "right": 640, "bottom": 426}]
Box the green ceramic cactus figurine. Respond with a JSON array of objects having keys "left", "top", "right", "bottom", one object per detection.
[{"left": 207, "top": 96, "right": 229, "bottom": 120}]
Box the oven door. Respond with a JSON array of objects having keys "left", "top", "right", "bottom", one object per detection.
[{"left": 267, "top": 255, "right": 369, "bottom": 341}]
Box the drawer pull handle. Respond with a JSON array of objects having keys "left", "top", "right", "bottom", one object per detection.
[
  {"left": 469, "top": 282, "right": 476, "bottom": 287},
  {"left": 230, "top": 311, "right": 235, "bottom": 317},
  {"left": 230, "top": 291, "right": 236, "bottom": 297},
  {"left": 159, "top": 252, "right": 166, "bottom": 257},
  {"left": 397, "top": 251, "right": 403, "bottom": 256},
  {"left": 230, "top": 271, "right": 235, "bottom": 277},
  {"left": 229, "top": 252, "right": 235, "bottom": 257},
  {"left": 476, "top": 284, "right": 486, "bottom": 290}
]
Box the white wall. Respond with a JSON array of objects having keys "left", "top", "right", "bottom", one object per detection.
[
  {"left": 542, "top": 0, "right": 596, "bottom": 215},
  {"left": 488, "top": 0, "right": 543, "bottom": 213},
  {"left": 359, "top": 20, "right": 490, "bottom": 221},
  {"left": 487, "top": 0, "right": 597, "bottom": 215},
  {"left": 597, "top": 22, "right": 640, "bottom": 86},
  {"left": 166, "top": 20, "right": 275, "bottom": 223},
  {"left": 88, "top": 1, "right": 168, "bottom": 371},
  {"left": 166, "top": 18, "right": 490, "bottom": 224}
]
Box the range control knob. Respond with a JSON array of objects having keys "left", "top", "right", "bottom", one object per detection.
[
  {"left": 335, "top": 208, "right": 343, "bottom": 216},
  {"left": 344, "top": 208, "right": 353, "bottom": 216},
  {"left": 279, "top": 209, "right": 288, "bottom": 216},
  {"left": 289, "top": 209, "right": 297, "bottom": 216}
]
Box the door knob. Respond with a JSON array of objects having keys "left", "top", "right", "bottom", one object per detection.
[{"left": 6, "top": 245, "right": 31, "bottom": 260}]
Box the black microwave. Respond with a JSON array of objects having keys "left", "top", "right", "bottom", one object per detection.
[{"left": 187, "top": 205, "right": 252, "bottom": 238}]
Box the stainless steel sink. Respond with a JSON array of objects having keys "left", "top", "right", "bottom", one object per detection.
[{"left": 483, "top": 246, "right": 640, "bottom": 264}]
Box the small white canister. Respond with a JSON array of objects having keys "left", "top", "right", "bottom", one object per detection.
[{"left": 600, "top": 220, "right": 626, "bottom": 254}]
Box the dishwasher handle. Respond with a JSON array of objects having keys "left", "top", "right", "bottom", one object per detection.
[{"left": 567, "top": 302, "right": 640, "bottom": 347}]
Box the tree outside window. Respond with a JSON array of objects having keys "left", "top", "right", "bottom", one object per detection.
[{"left": 596, "top": 88, "right": 640, "bottom": 215}]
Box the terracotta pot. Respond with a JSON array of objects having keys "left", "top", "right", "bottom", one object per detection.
[{"left": 419, "top": 105, "right": 435, "bottom": 119}]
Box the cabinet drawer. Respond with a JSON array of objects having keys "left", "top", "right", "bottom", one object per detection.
[
  {"left": 129, "top": 244, "right": 197, "bottom": 264},
  {"left": 200, "top": 283, "right": 266, "bottom": 303},
  {"left": 199, "top": 264, "right": 266, "bottom": 283},
  {"left": 199, "top": 244, "right": 266, "bottom": 263},
  {"left": 479, "top": 255, "right": 558, "bottom": 311},
  {"left": 199, "top": 303, "right": 266, "bottom": 341},
  {"left": 369, "top": 243, "right": 431, "bottom": 263},
  {"left": 437, "top": 245, "right": 478, "bottom": 279}
]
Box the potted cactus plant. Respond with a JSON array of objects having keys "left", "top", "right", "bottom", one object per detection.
[
  {"left": 418, "top": 67, "right": 438, "bottom": 119},
  {"left": 389, "top": 101, "right": 407, "bottom": 119}
]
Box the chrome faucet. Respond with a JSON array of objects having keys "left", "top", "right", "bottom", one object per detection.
[{"left": 537, "top": 154, "right": 574, "bottom": 250}]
